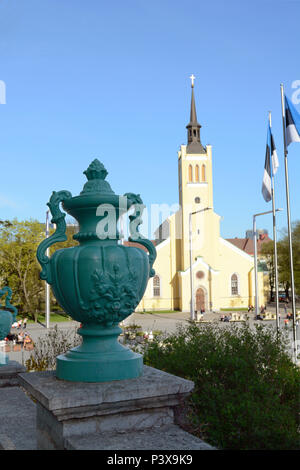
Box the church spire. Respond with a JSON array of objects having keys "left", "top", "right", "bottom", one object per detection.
[{"left": 186, "top": 75, "right": 205, "bottom": 154}]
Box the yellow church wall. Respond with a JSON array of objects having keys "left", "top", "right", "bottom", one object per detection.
[
  {"left": 215, "top": 238, "right": 255, "bottom": 309},
  {"left": 135, "top": 215, "right": 180, "bottom": 311}
]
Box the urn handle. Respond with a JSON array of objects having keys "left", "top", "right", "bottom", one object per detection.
[
  {"left": 124, "top": 193, "right": 157, "bottom": 278},
  {"left": 0, "top": 286, "right": 17, "bottom": 322},
  {"left": 36, "top": 190, "right": 72, "bottom": 284}
]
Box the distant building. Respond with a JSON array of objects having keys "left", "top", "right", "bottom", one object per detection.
[{"left": 226, "top": 232, "right": 272, "bottom": 256}]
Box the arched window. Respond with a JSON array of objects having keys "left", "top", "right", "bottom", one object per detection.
[
  {"left": 201, "top": 164, "right": 206, "bottom": 182},
  {"left": 153, "top": 275, "right": 161, "bottom": 297},
  {"left": 231, "top": 274, "right": 239, "bottom": 296},
  {"left": 195, "top": 165, "right": 199, "bottom": 182},
  {"left": 188, "top": 164, "right": 193, "bottom": 182}
]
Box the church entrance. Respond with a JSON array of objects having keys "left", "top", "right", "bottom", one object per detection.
[{"left": 195, "top": 288, "right": 205, "bottom": 312}]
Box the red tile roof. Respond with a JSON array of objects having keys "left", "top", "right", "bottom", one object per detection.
[
  {"left": 122, "top": 240, "right": 157, "bottom": 252},
  {"left": 226, "top": 234, "right": 272, "bottom": 255}
]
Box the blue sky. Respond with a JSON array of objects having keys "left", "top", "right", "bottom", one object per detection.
[{"left": 0, "top": 0, "right": 299, "bottom": 239}]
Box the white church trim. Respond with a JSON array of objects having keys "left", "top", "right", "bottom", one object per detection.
[{"left": 219, "top": 237, "right": 254, "bottom": 261}]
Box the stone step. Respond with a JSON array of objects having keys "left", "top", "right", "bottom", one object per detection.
[
  {"left": 0, "top": 386, "right": 37, "bottom": 450},
  {"left": 65, "top": 424, "right": 215, "bottom": 450}
]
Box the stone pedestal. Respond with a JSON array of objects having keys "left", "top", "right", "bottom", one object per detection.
[
  {"left": 19, "top": 365, "right": 214, "bottom": 450},
  {"left": 0, "top": 361, "right": 26, "bottom": 388}
]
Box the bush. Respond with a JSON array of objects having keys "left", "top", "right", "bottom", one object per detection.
[
  {"left": 142, "top": 323, "right": 300, "bottom": 450},
  {"left": 26, "top": 325, "right": 81, "bottom": 372}
]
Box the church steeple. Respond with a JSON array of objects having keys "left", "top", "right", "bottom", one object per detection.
[{"left": 186, "top": 75, "right": 205, "bottom": 154}]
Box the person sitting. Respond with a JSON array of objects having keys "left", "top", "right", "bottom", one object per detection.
[
  {"left": 23, "top": 335, "right": 33, "bottom": 349},
  {"left": 220, "top": 314, "right": 225, "bottom": 322},
  {"left": 260, "top": 305, "right": 266, "bottom": 315},
  {"left": 17, "top": 332, "right": 24, "bottom": 345}
]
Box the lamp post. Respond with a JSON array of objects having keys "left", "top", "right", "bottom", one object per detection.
[
  {"left": 253, "top": 208, "right": 282, "bottom": 323},
  {"left": 45, "top": 210, "right": 50, "bottom": 329},
  {"left": 189, "top": 207, "right": 212, "bottom": 321}
]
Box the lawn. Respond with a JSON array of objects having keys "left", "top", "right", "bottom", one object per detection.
[{"left": 15, "top": 312, "right": 72, "bottom": 324}]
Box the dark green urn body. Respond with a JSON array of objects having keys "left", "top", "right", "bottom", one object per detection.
[{"left": 37, "top": 159, "right": 156, "bottom": 382}]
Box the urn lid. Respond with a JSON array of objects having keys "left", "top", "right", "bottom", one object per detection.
[{"left": 80, "top": 159, "right": 115, "bottom": 196}]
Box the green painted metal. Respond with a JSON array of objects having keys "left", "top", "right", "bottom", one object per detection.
[
  {"left": 0, "top": 287, "right": 17, "bottom": 366},
  {"left": 37, "top": 159, "right": 156, "bottom": 382}
]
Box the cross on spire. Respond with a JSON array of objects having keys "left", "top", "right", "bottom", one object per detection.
[{"left": 190, "top": 74, "right": 195, "bottom": 88}]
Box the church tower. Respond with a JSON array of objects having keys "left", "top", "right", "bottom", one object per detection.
[{"left": 178, "top": 76, "right": 214, "bottom": 271}]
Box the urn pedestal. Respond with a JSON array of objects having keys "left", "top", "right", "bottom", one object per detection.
[
  {"left": 37, "top": 159, "right": 156, "bottom": 382},
  {"left": 56, "top": 325, "right": 143, "bottom": 382}
]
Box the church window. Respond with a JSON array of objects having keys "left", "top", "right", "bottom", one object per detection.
[
  {"left": 196, "top": 270, "right": 205, "bottom": 279},
  {"left": 195, "top": 197, "right": 200, "bottom": 204},
  {"left": 188, "top": 164, "right": 193, "bottom": 182},
  {"left": 193, "top": 129, "right": 196, "bottom": 137},
  {"left": 195, "top": 165, "right": 199, "bottom": 182},
  {"left": 231, "top": 274, "right": 239, "bottom": 296},
  {"left": 153, "top": 275, "right": 161, "bottom": 297},
  {"left": 201, "top": 164, "right": 206, "bottom": 182}
]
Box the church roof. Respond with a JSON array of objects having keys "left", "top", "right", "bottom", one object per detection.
[
  {"left": 226, "top": 233, "right": 272, "bottom": 256},
  {"left": 123, "top": 240, "right": 157, "bottom": 251}
]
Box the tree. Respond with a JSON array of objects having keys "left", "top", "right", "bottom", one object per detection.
[
  {"left": 277, "top": 221, "right": 300, "bottom": 298},
  {"left": 0, "top": 218, "right": 78, "bottom": 321},
  {"left": 0, "top": 219, "right": 45, "bottom": 320},
  {"left": 260, "top": 220, "right": 300, "bottom": 300}
]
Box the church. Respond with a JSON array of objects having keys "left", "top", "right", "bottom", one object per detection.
[{"left": 134, "top": 79, "right": 266, "bottom": 313}]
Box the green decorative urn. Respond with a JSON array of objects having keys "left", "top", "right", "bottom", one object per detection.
[
  {"left": 0, "top": 287, "right": 17, "bottom": 366},
  {"left": 37, "top": 159, "right": 156, "bottom": 382}
]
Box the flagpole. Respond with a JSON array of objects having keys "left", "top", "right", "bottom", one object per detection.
[
  {"left": 253, "top": 215, "right": 259, "bottom": 317},
  {"left": 280, "top": 83, "right": 297, "bottom": 363},
  {"left": 45, "top": 210, "right": 50, "bottom": 329},
  {"left": 269, "top": 112, "right": 280, "bottom": 335}
]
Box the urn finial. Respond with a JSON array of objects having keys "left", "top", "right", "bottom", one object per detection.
[
  {"left": 83, "top": 159, "right": 108, "bottom": 181},
  {"left": 80, "top": 159, "right": 114, "bottom": 195}
]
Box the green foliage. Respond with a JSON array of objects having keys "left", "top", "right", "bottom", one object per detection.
[
  {"left": 142, "top": 323, "right": 300, "bottom": 450},
  {"left": 261, "top": 220, "right": 300, "bottom": 298},
  {"left": 25, "top": 324, "right": 81, "bottom": 371},
  {"left": 0, "top": 218, "right": 78, "bottom": 321},
  {"left": 0, "top": 219, "right": 45, "bottom": 320}
]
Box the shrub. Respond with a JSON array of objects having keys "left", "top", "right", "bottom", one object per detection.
[
  {"left": 142, "top": 323, "right": 300, "bottom": 450},
  {"left": 26, "top": 325, "right": 81, "bottom": 372}
]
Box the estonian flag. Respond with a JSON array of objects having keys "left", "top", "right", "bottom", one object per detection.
[
  {"left": 285, "top": 95, "right": 300, "bottom": 146},
  {"left": 262, "top": 124, "right": 279, "bottom": 202}
]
